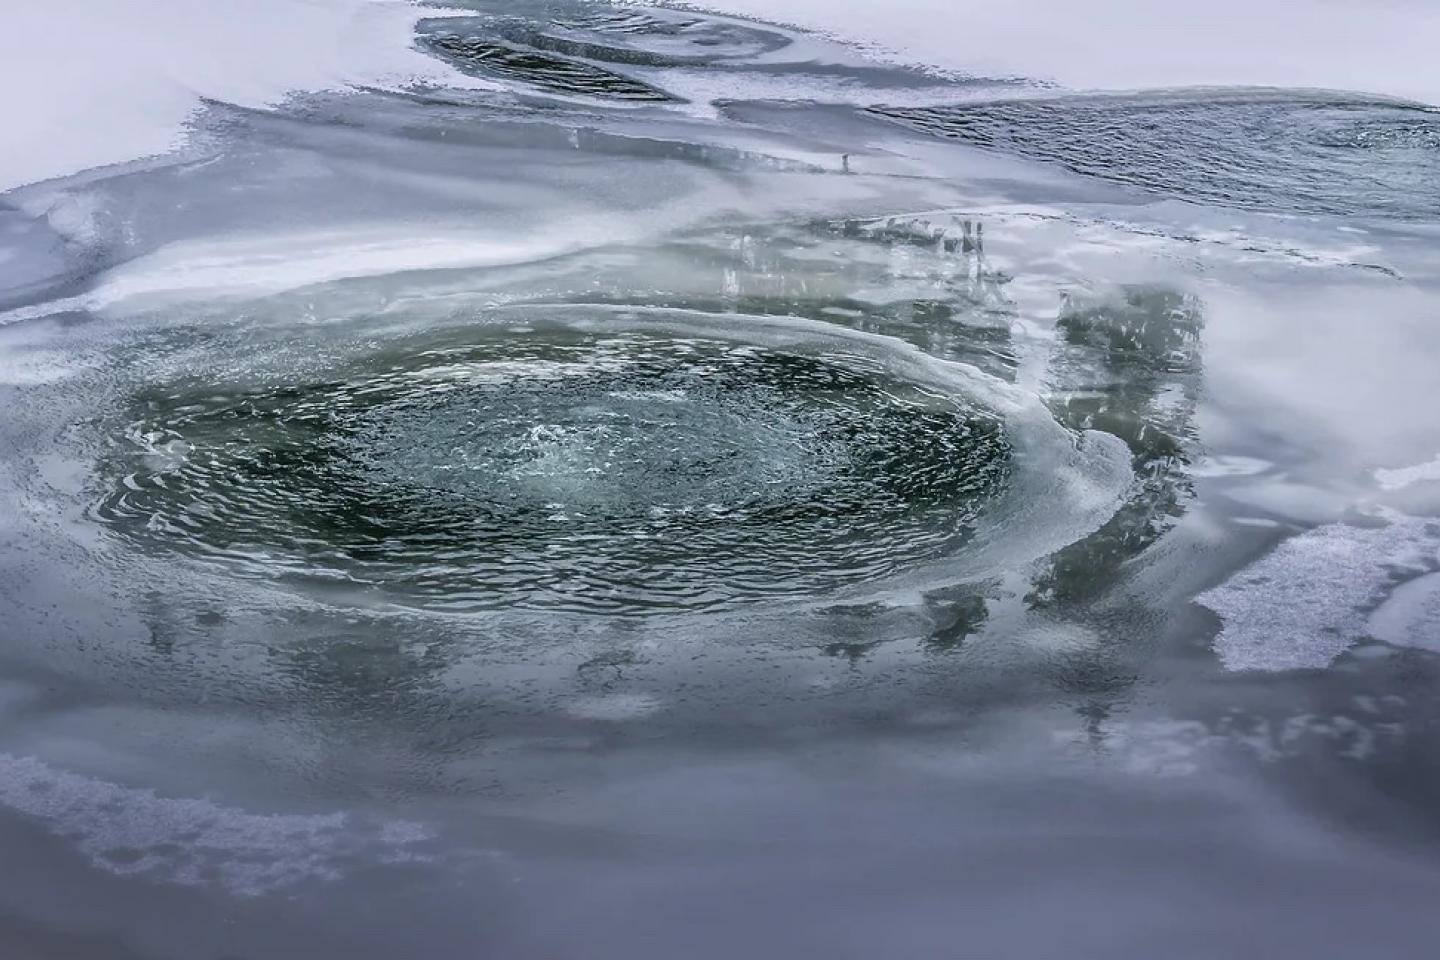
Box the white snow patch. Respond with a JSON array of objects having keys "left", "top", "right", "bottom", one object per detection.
[
  {"left": 1199, "top": 512, "right": 1440, "bottom": 671},
  {"left": 0, "top": 0, "right": 485, "bottom": 191}
]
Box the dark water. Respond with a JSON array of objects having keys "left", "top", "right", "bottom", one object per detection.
[
  {"left": 2, "top": 1, "right": 1440, "bottom": 957},
  {"left": 875, "top": 90, "right": 1440, "bottom": 219},
  {"left": 91, "top": 324, "right": 1015, "bottom": 612}
]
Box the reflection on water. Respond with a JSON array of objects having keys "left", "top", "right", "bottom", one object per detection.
[{"left": 1034, "top": 286, "right": 1204, "bottom": 609}]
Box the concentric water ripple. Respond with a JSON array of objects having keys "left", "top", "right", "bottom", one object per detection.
[{"left": 91, "top": 324, "right": 1020, "bottom": 613}]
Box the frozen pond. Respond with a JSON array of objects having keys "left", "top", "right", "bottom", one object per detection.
[{"left": 2, "top": 1, "right": 1440, "bottom": 956}]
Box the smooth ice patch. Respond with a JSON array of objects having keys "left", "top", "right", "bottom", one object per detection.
[
  {"left": 88, "top": 227, "right": 630, "bottom": 308},
  {"left": 1367, "top": 572, "right": 1440, "bottom": 652},
  {"left": 1230, "top": 516, "right": 1283, "bottom": 528},
  {"left": 1375, "top": 454, "right": 1440, "bottom": 491},
  {"left": 1199, "top": 512, "right": 1440, "bottom": 671},
  {"left": 0, "top": 0, "right": 491, "bottom": 191},
  {"left": 1192, "top": 455, "right": 1272, "bottom": 479},
  {"left": 1220, "top": 480, "right": 1352, "bottom": 525}
]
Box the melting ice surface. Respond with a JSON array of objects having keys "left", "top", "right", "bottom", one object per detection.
[{"left": 3, "top": 1, "right": 1440, "bottom": 957}]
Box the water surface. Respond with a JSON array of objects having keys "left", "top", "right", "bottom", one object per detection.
[{"left": 2, "top": 1, "right": 1440, "bottom": 956}]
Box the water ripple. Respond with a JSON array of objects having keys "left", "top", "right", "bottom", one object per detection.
[{"left": 91, "top": 327, "right": 1013, "bottom": 613}]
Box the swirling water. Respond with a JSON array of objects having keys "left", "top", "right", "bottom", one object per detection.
[
  {"left": 92, "top": 325, "right": 1017, "bottom": 611},
  {"left": 2, "top": 1, "right": 1440, "bottom": 957}
]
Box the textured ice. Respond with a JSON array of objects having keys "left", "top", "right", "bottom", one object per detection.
[
  {"left": 564, "top": 694, "right": 665, "bottom": 721},
  {"left": 1192, "top": 455, "right": 1272, "bottom": 479},
  {"left": 0, "top": 753, "right": 435, "bottom": 896},
  {"left": 1199, "top": 512, "right": 1440, "bottom": 670},
  {"left": 1070, "top": 710, "right": 1395, "bottom": 777}
]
